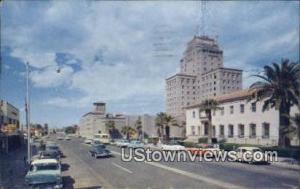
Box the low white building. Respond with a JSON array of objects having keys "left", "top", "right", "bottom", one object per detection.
[{"left": 186, "top": 89, "right": 299, "bottom": 146}]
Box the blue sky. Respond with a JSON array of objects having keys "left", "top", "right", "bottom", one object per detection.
[{"left": 0, "top": 1, "right": 299, "bottom": 127}]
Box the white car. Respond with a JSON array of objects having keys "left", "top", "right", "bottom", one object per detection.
[
  {"left": 116, "top": 139, "right": 130, "bottom": 148},
  {"left": 64, "top": 136, "right": 71, "bottom": 140},
  {"left": 160, "top": 141, "right": 186, "bottom": 151},
  {"left": 235, "top": 146, "right": 268, "bottom": 164},
  {"left": 84, "top": 139, "right": 93, "bottom": 144},
  {"left": 25, "top": 159, "right": 63, "bottom": 188}
]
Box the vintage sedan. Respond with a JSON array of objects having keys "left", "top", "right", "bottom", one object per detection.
[
  {"left": 160, "top": 141, "right": 186, "bottom": 151},
  {"left": 32, "top": 150, "right": 61, "bottom": 162},
  {"left": 116, "top": 139, "right": 130, "bottom": 148},
  {"left": 127, "top": 140, "right": 144, "bottom": 149},
  {"left": 25, "top": 159, "right": 63, "bottom": 188},
  {"left": 89, "top": 145, "right": 112, "bottom": 158},
  {"left": 235, "top": 146, "right": 268, "bottom": 164}
]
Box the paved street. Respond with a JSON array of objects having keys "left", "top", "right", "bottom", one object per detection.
[{"left": 57, "top": 137, "right": 300, "bottom": 189}]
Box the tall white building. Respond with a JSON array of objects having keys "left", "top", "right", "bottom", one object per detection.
[
  {"left": 166, "top": 36, "right": 243, "bottom": 124},
  {"left": 185, "top": 89, "right": 300, "bottom": 146}
]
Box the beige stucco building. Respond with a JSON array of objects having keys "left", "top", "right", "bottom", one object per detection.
[
  {"left": 0, "top": 100, "right": 20, "bottom": 130},
  {"left": 185, "top": 89, "right": 300, "bottom": 146},
  {"left": 79, "top": 102, "right": 126, "bottom": 139},
  {"left": 166, "top": 35, "right": 243, "bottom": 135}
]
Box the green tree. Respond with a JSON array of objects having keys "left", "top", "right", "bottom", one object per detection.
[
  {"left": 135, "top": 116, "right": 143, "bottom": 140},
  {"left": 251, "top": 59, "right": 300, "bottom": 147},
  {"left": 199, "top": 99, "right": 220, "bottom": 144},
  {"left": 121, "top": 126, "right": 136, "bottom": 140},
  {"left": 155, "top": 112, "right": 178, "bottom": 141},
  {"left": 105, "top": 120, "right": 115, "bottom": 134}
]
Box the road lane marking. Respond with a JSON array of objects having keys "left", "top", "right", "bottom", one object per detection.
[
  {"left": 112, "top": 162, "right": 133, "bottom": 174},
  {"left": 110, "top": 150, "right": 245, "bottom": 189}
]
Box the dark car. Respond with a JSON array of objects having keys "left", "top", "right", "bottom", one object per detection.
[
  {"left": 46, "top": 145, "right": 63, "bottom": 156},
  {"left": 89, "top": 146, "right": 112, "bottom": 158}
]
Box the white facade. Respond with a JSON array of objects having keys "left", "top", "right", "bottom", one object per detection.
[{"left": 186, "top": 89, "right": 300, "bottom": 146}]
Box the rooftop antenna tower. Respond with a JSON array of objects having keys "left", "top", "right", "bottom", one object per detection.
[{"left": 198, "top": 0, "right": 207, "bottom": 37}]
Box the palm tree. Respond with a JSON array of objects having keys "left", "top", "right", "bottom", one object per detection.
[
  {"left": 155, "top": 112, "right": 178, "bottom": 141},
  {"left": 251, "top": 59, "right": 300, "bottom": 147},
  {"left": 199, "top": 99, "right": 220, "bottom": 144},
  {"left": 135, "top": 116, "right": 143, "bottom": 140},
  {"left": 291, "top": 113, "right": 300, "bottom": 144},
  {"left": 121, "top": 126, "right": 136, "bottom": 140},
  {"left": 105, "top": 120, "right": 115, "bottom": 137}
]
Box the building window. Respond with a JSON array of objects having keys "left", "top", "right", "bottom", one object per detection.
[
  {"left": 192, "top": 111, "right": 196, "bottom": 118},
  {"left": 240, "top": 104, "right": 244, "bottom": 113},
  {"left": 249, "top": 124, "right": 256, "bottom": 138},
  {"left": 238, "top": 124, "right": 244, "bottom": 138},
  {"left": 204, "top": 123, "right": 209, "bottom": 136},
  {"left": 230, "top": 105, "right": 234, "bottom": 114},
  {"left": 221, "top": 107, "right": 224, "bottom": 115},
  {"left": 191, "top": 126, "right": 195, "bottom": 136},
  {"left": 219, "top": 125, "right": 224, "bottom": 137},
  {"left": 198, "top": 126, "right": 201, "bottom": 135},
  {"left": 251, "top": 102, "right": 256, "bottom": 112},
  {"left": 228, "top": 124, "right": 234, "bottom": 138},
  {"left": 262, "top": 123, "right": 270, "bottom": 138},
  {"left": 212, "top": 126, "right": 216, "bottom": 137}
]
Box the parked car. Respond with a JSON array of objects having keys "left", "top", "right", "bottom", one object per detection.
[
  {"left": 160, "top": 141, "right": 186, "bottom": 151},
  {"left": 116, "top": 139, "right": 130, "bottom": 148},
  {"left": 84, "top": 139, "right": 93, "bottom": 144},
  {"left": 235, "top": 146, "right": 268, "bottom": 164},
  {"left": 127, "top": 140, "right": 144, "bottom": 149},
  {"left": 187, "top": 144, "right": 221, "bottom": 156},
  {"left": 89, "top": 145, "right": 112, "bottom": 158},
  {"left": 32, "top": 150, "right": 61, "bottom": 162},
  {"left": 64, "top": 136, "right": 71, "bottom": 140},
  {"left": 25, "top": 159, "right": 63, "bottom": 188},
  {"left": 46, "top": 144, "right": 63, "bottom": 156},
  {"left": 57, "top": 136, "right": 64, "bottom": 140}
]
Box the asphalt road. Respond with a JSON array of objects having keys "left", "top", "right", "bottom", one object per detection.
[{"left": 56, "top": 136, "right": 300, "bottom": 189}]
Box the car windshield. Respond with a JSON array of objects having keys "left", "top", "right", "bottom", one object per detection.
[{"left": 34, "top": 163, "right": 59, "bottom": 171}]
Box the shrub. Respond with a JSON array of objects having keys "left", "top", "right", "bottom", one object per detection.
[{"left": 198, "top": 137, "right": 208, "bottom": 143}]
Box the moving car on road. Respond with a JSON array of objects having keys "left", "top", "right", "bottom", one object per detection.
[
  {"left": 84, "top": 139, "right": 93, "bottom": 144},
  {"left": 64, "top": 136, "right": 71, "bottom": 140},
  {"left": 93, "top": 133, "right": 110, "bottom": 144},
  {"left": 89, "top": 145, "right": 112, "bottom": 158},
  {"left": 116, "top": 139, "right": 130, "bottom": 148},
  {"left": 25, "top": 159, "right": 63, "bottom": 188},
  {"left": 127, "top": 140, "right": 144, "bottom": 149},
  {"left": 46, "top": 143, "right": 63, "bottom": 157}
]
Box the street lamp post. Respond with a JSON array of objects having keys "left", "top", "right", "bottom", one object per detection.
[{"left": 26, "top": 62, "right": 31, "bottom": 164}]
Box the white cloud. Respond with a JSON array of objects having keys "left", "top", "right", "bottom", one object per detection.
[
  {"left": 30, "top": 65, "right": 74, "bottom": 88},
  {"left": 2, "top": 0, "right": 299, "bottom": 112}
]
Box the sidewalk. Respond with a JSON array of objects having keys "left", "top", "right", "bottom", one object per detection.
[{"left": 0, "top": 145, "right": 27, "bottom": 189}]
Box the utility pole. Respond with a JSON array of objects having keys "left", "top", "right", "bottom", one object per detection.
[{"left": 25, "top": 62, "right": 31, "bottom": 164}]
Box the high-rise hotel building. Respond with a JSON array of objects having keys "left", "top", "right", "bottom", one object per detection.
[{"left": 166, "top": 36, "right": 243, "bottom": 123}]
